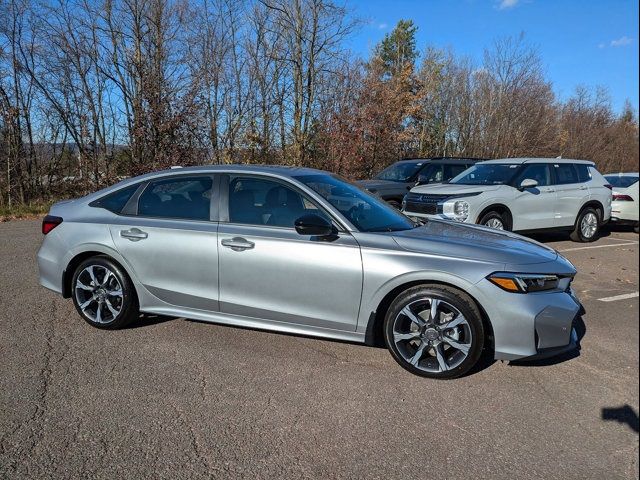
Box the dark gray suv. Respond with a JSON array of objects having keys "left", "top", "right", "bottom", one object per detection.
[{"left": 357, "top": 157, "right": 482, "bottom": 208}]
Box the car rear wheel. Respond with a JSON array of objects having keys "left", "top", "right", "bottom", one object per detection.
[
  {"left": 383, "top": 285, "right": 485, "bottom": 379},
  {"left": 71, "top": 256, "right": 139, "bottom": 329},
  {"left": 479, "top": 211, "right": 510, "bottom": 231},
  {"left": 570, "top": 207, "right": 600, "bottom": 242}
]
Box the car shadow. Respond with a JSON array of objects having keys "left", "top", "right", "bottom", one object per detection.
[
  {"left": 508, "top": 315, "right": 586, "bottom": 367},
  {"left": 125, "top": 313, "right": 178, "bottom": 329},
  {"left": 602, "top": 405, "right": 640, "bottom": 434},
  {"left": 528, "top": 229, "right": 612, "bottom": 243}
]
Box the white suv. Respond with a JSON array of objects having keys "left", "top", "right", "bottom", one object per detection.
[{"left": 402, "top": 158, "right": 612, "bottom": 242}]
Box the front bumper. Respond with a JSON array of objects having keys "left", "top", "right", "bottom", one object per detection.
[{"left": 483, "top": 283, "right": 583, "bottom": 361}]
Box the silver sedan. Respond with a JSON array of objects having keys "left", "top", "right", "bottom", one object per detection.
[{"left": 37, "top": 165, "right": 582, "bottom": 379}]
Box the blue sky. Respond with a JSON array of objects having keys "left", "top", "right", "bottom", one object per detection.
[{"left": 346, "top": 0, "right": 639, "bottom": 113}]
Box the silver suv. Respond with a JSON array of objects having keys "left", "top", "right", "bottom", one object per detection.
[{"left": 403, "top": 158, "right": 612, "bottom": 242}]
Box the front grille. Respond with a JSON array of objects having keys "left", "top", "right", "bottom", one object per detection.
[{"left": 403, "top": 193, "right": 451, "bottom": 215}]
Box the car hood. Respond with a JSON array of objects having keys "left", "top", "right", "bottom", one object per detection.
[
  {"left": 356, "top": 179, "right": 405, "bottom": 190},
  {"left": 410, "top": 183, "right": 502, "bottom": 195},
  {"left": 391, "top": 219, "right": 569, "bottom": 268}
]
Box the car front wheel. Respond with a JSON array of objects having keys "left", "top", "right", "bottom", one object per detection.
[
  {"left": 71, "top": 256, "right": 139, "bottom": 329},
  {"left": 479, "top": 211, "right": 510, "bottom": 231},
  {"left": 384, "top": 285, "right": 485, "bottom": 379}
]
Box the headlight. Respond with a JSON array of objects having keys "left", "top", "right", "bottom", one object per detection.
[
  {"left": 442, "top": 200, "right": 469, "bottom": 221},
  {"left": 487, "top": 273, "right": 561, "bottom": 293}
]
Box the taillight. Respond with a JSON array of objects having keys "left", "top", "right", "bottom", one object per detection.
[
  {"left": 42, "top": 215, "right": 63, "bottom": 234},
  {"left": 613, "top": 194, "right": 634, "bottom": 201},
  {"left": 604, "top": 184, "right": 613, "bottom": 190}
]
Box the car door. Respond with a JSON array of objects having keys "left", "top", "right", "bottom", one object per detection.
[
  {"left": 109, "top": 174, "right": 220, "bottom": 311},
  {"left": 510, "top": 163, "right": 557, "bottom": 230},
  {"left": 552, "top": 163, "right": 590, "bottom": 227},
  {"left": 217, "top": 174, "right": 363, "bottom": 331}
]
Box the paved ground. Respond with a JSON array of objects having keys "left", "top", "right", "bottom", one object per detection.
[{"left": 0, "top": 220, "right": 638, "bottom": 479}]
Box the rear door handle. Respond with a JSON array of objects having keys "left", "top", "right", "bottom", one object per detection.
[
  {"left": 120, "top": 228, "right": 148, "bottom": 241},
  {"left": 221, "top": 237, "right": 255, "bottom": 251},
  {"left": 579, "top": 185, "right": 588, "bottom": 190}
]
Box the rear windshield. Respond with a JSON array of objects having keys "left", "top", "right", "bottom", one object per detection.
[{"left": 604, "top": 175, "right": 639, "bottom": 188}]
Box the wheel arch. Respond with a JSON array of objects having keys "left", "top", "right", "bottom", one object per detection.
[
  {"left": 576, "top": 200, "right": 604, "bottom": 224},
  {"left": 364, "top": 278, "right": 495, "bottom": 354},
  {"left": 476, "top": 204, "right": 513, "bottom": 228},
  {"left": 62, "top": 245, "right": 138, "bottom": 299}
]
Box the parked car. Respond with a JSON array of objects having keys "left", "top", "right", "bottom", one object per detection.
[
  {"left": 604, "top": 173, "right": 639, "bottom": 233},
  {"left": 37, "top": 165, "right": 582, "bottom": 379},
  {"left": 402, "top": 158, "right": 612, "bottom": 242},
  {"left": 357, "top": 157, "right": 481, "bottom": 208}
]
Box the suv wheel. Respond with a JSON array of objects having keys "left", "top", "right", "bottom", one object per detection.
[
  {"left": 570, "top": 207, "right": 600, "bottom": 242},
  {"left": 384, "top": 285, "right": 485, "bottom": 379},
  {"left": 71, "top": 256, "right": 139, "bottom": 329},
  {"left": 479, "top": 211, "right": 510, "bottom": 231}
]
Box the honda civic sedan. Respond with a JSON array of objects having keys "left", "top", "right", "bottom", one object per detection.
[{"left": 37, "top": 165, "right": 582, "bottom": 379}]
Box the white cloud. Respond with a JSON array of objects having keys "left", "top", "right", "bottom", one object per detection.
[
  {"left": 610, "top": 36, "right": 633, "bottom": 47},
  {"left": 378, "top": 23, "right": 388, "bottom": 30},
  {"left": 498, "top": 0, "right": 520, "bottom": 10}
]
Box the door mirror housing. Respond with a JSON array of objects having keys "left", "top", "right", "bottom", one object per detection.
[
  {"left": 294, "top": 214, "right": 335, "bottom": 237},
  {"left": 519, "top": 178, "right": 538, "bottom": 190}
]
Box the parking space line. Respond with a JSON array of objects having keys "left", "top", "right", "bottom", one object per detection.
[
  {"left": 559, "top": 242, "right": 639, "bottom": 252},
  {"left": 598, "top": 292, "right": 639, "bottom": 302}
]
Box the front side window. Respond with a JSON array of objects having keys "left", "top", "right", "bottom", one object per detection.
[
  {"left": 417, "top": 164, "right": 444, "bottom": 184},
  {"left": 137, "top": 176, "right": 212, "bottom": 220},
  {"left": 554, "top": 164, "right": 579, "bottom": 185},
  {"left": 376, "top": 162, "right": 425, "bottom": 182},
  {"left": 295, "top": 174, "right": 415, "bottom": 232},
  {"left": 513, "top": 164, "right": 552, "bottom": 187},
  {"left": 444, "top": 164, "right": 469, "bottom": 182},
  {"left": 449, "top": 163, "right": 520, "bottom": 186},
  {"left": 228, "top": 176, "right": 330, "bottom": 228}
]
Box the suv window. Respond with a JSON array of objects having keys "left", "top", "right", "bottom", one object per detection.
[
  {"left": 444, "top": 164, "right": 469, "bottom": 182},
  {"left": 137, "top": 176, "right": 212, "bottom": 220},
  {"left": 513, "top": 164, "right": 551, "bottom": 187},
  {"left": 554, "top": 164, "right": 579, "bottom": 184},
  {"left": 575, "top": 164, "right": 591, "bottom": 182},
  {"left": 92, "top": 184, "right": 140, "bottom": 214},
  {"left": 228, "top": 176, "right": 329, "bottom": 228}
]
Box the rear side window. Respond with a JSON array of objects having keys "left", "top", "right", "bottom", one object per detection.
[
  {"left": 138, "top": 176, "right": 213, "bottom": 221},
  {"left": 575, "top": 164, "right": 592, "bottom": 182},
  {"left": 91, "top": 184, "right": 140, "bottom": 214},
  {"left": 554, "top": 164, "right": 579, "bottom": 184}
]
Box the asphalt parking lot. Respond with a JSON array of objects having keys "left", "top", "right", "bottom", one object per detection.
[{"left": 0, "top": 220, "right": 638, "bottom": 479}]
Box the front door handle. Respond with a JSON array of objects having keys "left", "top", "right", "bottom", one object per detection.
[
  {"left": 221, "top": 237, "right": 255, "bottom": 251},
  {"left": 121, "top": 228, "right": 148, "bottom": 241},
  {"left": 579, "top": 185, "right": 588, "bottom": 190},
  {"left": 542, "top": 188, "right": 556, "bottom": 193}
]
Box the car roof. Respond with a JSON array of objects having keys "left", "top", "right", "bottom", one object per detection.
[
  {"left": 397, "top": 157, "right": 485, "bottom": 164},
  {"left": 604, "top": 172, "right": 639, "bottom": 176},
  {"left": 479, "top": 157, "right": 595, "bottom": 165}
]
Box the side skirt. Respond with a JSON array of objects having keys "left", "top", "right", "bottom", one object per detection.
[{"left": 139, "top": 306, "right": 367, "bottom": 344}]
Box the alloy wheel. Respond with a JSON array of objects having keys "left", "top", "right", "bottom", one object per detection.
[
  {"left": 391, "top": 298, "right": 473, "bottom": 373},
  {"left": 74, "top": 265, "right": 123, "bottom": 324},
  {"left": 485, "top": 218, "right": 504, "bottom": 230},
  {"left": 580, "top": 212, "right": 598, "bottom": 239}
]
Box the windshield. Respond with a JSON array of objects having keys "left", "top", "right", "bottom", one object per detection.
[
  {"left": 604, "top": 175, "right": 639, "bottom": 189},
  {"left": 450, "top": 163, "right": 520, "bottom": 185},
  {"left": 375, "top": 161, "right": 424, "bottom": 182},
  {"left": 295, "top": 174, "right": 416, "bottom": 232}
]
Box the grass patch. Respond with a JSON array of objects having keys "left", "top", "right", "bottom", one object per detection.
[{"left": 0, "top": 202, "right": 53, "bottom": 222}]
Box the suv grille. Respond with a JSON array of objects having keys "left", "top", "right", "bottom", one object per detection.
[{"left": 404, "top": 193, "right": 452, "bottom": 215}]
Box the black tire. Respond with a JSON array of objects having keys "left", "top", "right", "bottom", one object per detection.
[
  {"left": 383, "top": 284, "right": 485, "bottom": 379},
  {"left": 386, "top": 199, "right": 401, "bottom": 210},
  {"left": 71, "top": 255, "right": 139, "bottom": 329},
  {"left": 478, "top": 211, "right": 510, "bottom": 231},
  {"left": 634, "top": 223, "right": 639, "bottom": 234},
  {"left": 570, "top": 207, "right": 600, "bottom": 243}
]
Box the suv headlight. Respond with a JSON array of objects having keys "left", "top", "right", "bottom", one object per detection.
[
  {"left": 443, "top": 200, "right": 470, "bottom": 221},
  {"left": 488, "top": 273, "right": 561, "bottom": 293}
]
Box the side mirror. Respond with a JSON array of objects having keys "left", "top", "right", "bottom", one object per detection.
[
  {"left": 519, "top": 178, "right": 538, "bottom": 190},
  {"left": 294, "top": 214, "right": 334, "bottom": 236}
]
